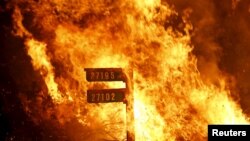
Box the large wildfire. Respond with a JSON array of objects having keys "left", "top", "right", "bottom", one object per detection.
[{"left": 0, "top": 0, "right": 250, "bottom": 140}]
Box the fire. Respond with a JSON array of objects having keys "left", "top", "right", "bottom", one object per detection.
[
  {"left": 26, "top": 39, "right": 64, "bottom": 103},
  {"left": 8, "top": 0, "right": 249, "bottom": 140}
]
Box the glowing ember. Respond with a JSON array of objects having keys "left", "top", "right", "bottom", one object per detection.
[{"left": 6, "top": 0, "right": 249, "bottom": 140}]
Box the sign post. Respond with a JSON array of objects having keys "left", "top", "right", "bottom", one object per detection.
[
  {"left": 84, "top": 68, "right": 134, "bottom": 141},
  {"left": 125, "top": 69, "right": 135, "bottom": 141}
]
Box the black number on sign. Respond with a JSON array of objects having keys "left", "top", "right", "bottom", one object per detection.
[
  {"left": 106, "top": 93, "right": 110, "bottom": 101},
  {"left": 96, "top": 93, "right": 100, "bottom": 101},
  {"left": 104, "top": 72, "right": 109, "bottom": 80},
  {"left": 101, "top": 93, "right": 104, "bottom": 101},
  {"left": 100, "top": 72, "right": 104, "bottom": 79},
  {"left": 111, "top": 93, "right": 115, "bottom": 101},
  {"left": 89, "top": 72, "right": 116, "bottom": 80},
  {"left": 88, "top": 91, "right": 124, "bottom": 103},
  {"left": 111, "top": 72, "right": 115, "bottom": 79}
]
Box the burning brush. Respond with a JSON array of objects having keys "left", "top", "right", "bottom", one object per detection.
[{"left": 0, "top": 0, "right": 249, "bottom": 140}]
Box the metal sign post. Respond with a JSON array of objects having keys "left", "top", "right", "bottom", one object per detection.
[
  {"left": 125, "top": 69, "right": 134, "bottom": 141},
  {"left": 84, "top": 68, "right": 134, "bottom": 141}
]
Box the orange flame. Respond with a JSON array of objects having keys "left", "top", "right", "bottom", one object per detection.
[
  {"left": 26, "top": 39, "right": 64, "bottom": 103},
  {"left": 9, "top": 0, "right": 249, "bottom": 140}
]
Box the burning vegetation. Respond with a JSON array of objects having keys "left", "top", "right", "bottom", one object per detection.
[{"left": 0, "top": 0, "right": 250, "bottom": 140}]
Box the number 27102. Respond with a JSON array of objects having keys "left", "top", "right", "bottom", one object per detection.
[{"left": 91, "top": 93, "right": 115, "bottom": 102}]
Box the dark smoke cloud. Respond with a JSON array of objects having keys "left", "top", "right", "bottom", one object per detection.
[{"left": 167, "top": 0, "right": 250, "bottom": 114}]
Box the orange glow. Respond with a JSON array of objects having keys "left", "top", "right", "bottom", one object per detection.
[
  {"left": 10, "top": 0, "right": 249, "bottom": 140},
  {"left": 26, "top": 39, "right": 63, "bottom": 103}
]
